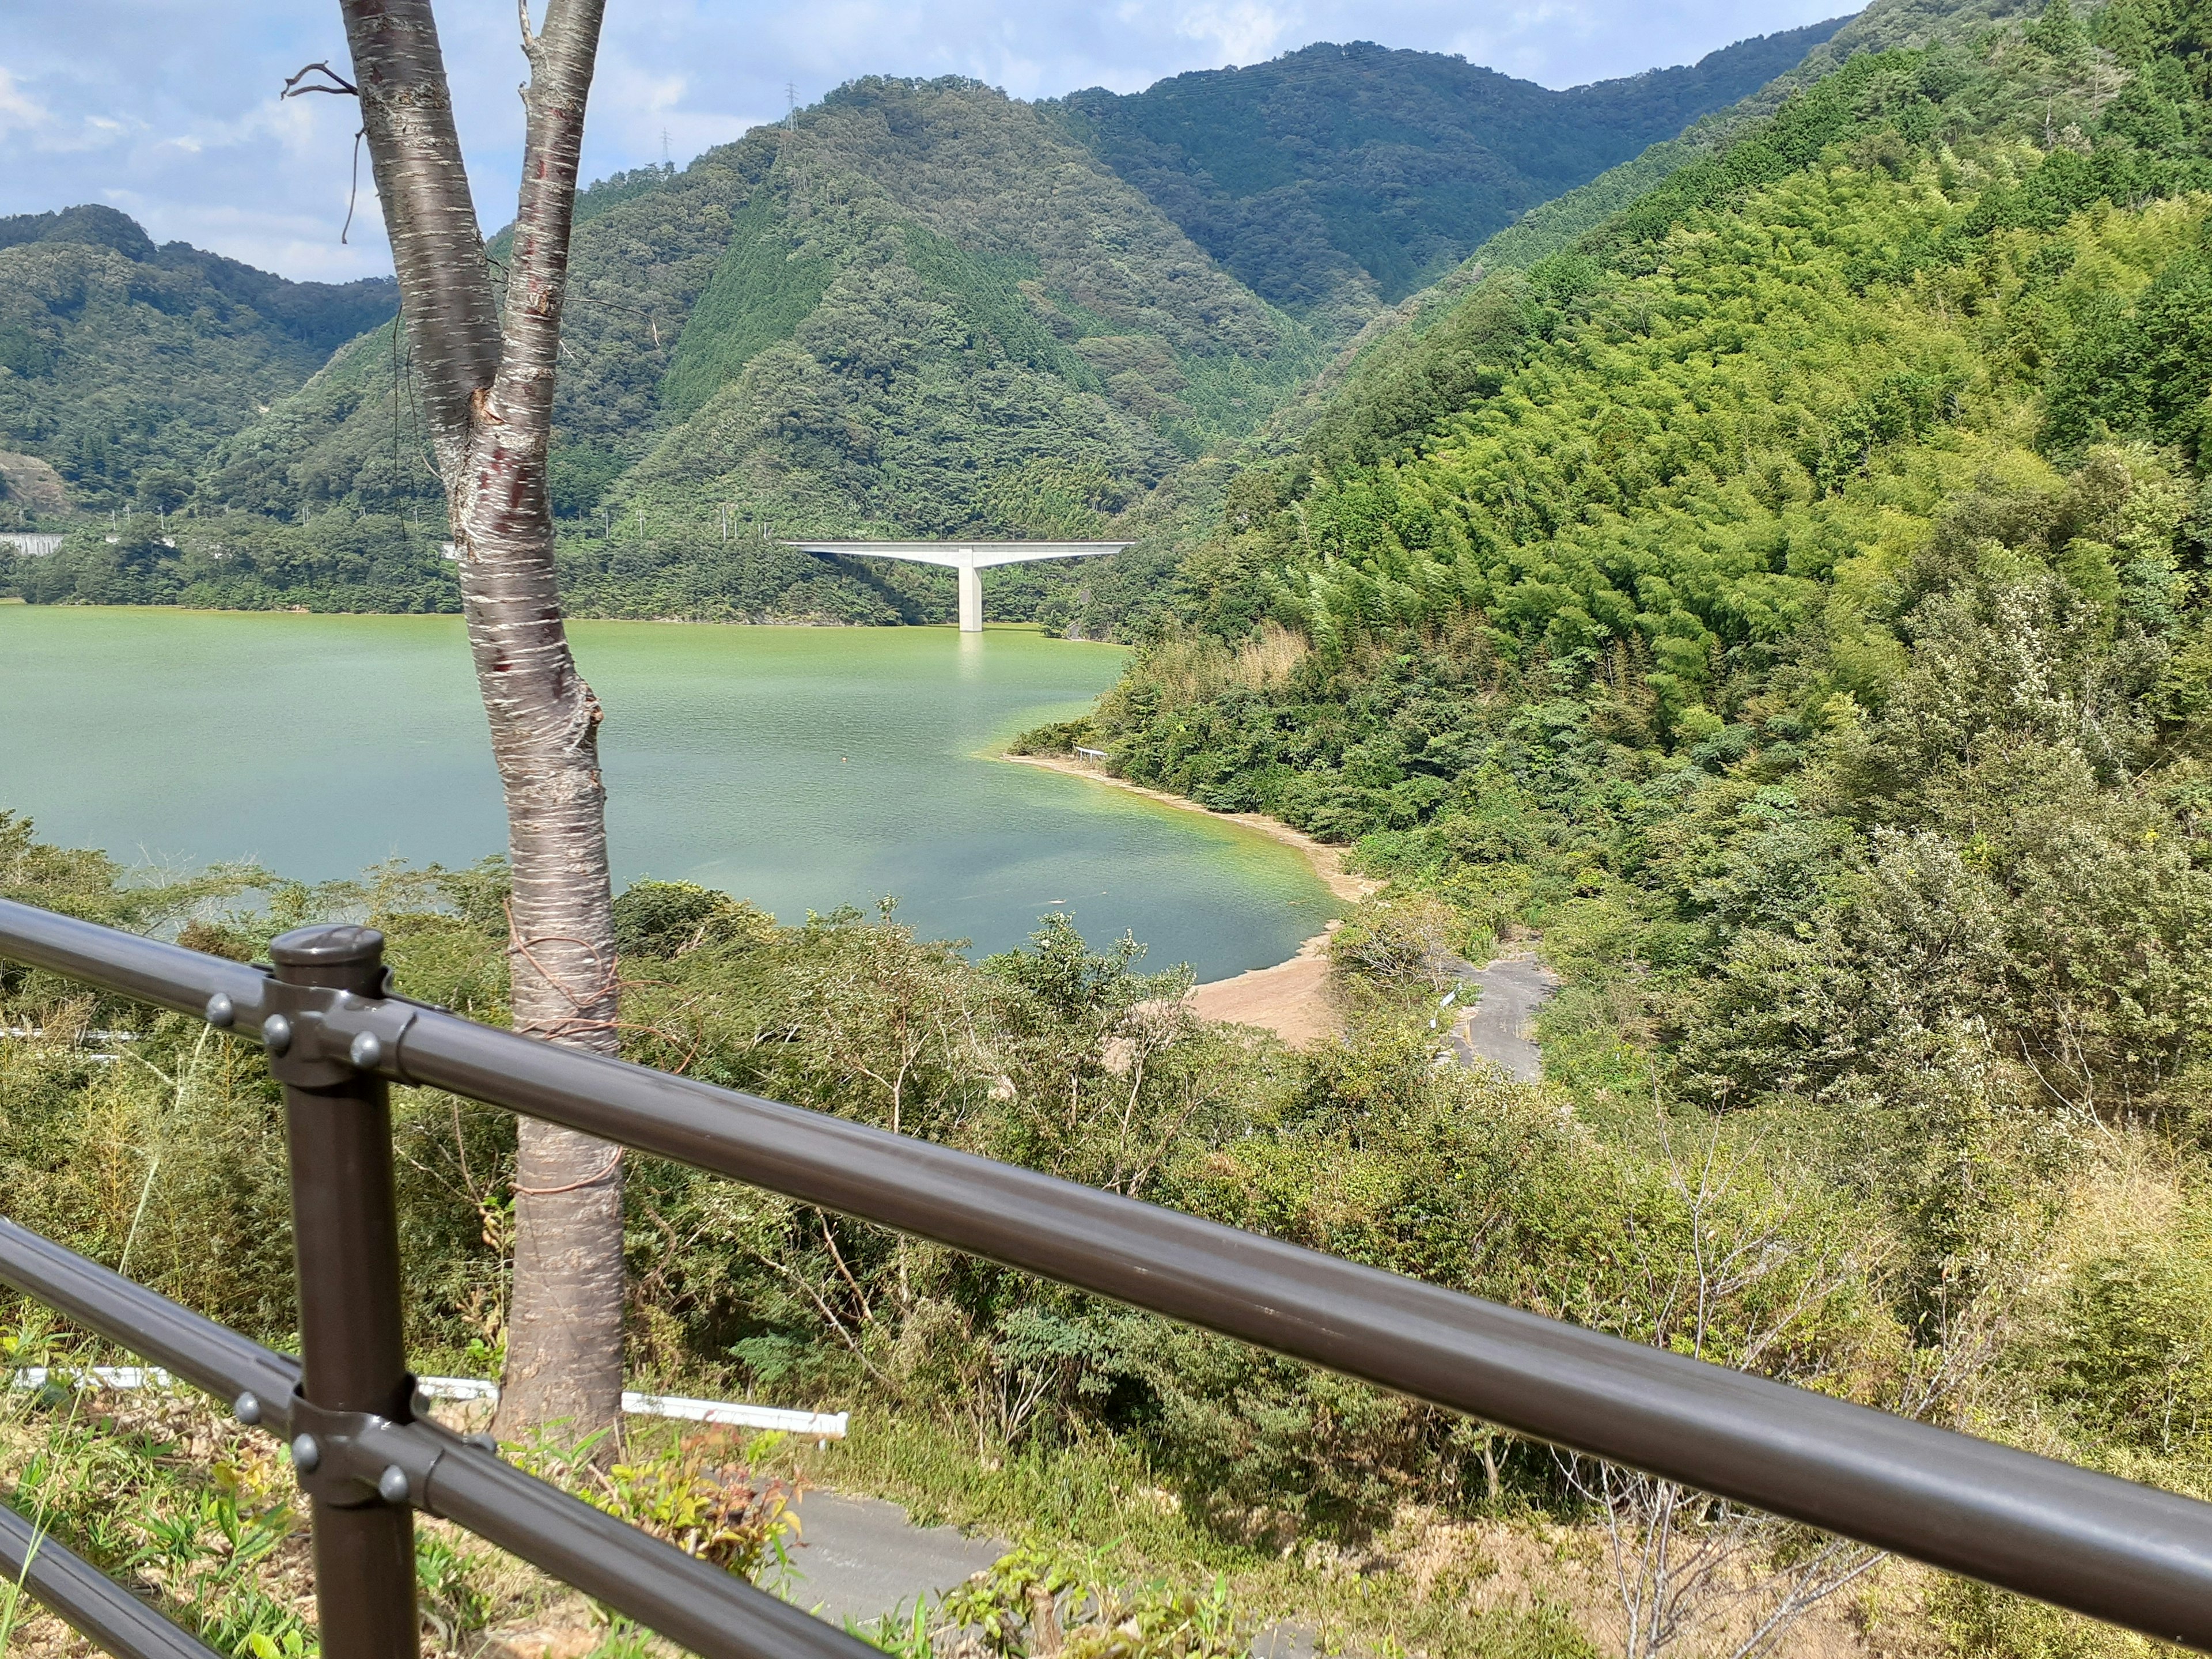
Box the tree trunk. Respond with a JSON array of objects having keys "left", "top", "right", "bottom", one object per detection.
[{"left": 337, "top": 0, "right": 625, "bottom": 1442}]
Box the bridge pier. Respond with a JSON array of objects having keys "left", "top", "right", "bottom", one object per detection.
[
  {"left": 956, "top": 556, "right": 983, "bottom": 632},
  {"left": 781, "top": 539, "right": 1132, "bottom": 632}
]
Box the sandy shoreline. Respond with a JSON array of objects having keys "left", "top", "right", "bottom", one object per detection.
[
  {"left": 1000, "top": 751, "right": 1380, "bottom": 1044},
  {"left": 1000, "top": 752, "right": 1381, "bottom": 905}
]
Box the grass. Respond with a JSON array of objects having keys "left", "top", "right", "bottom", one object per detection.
[
  {"left": 0, "top": 1330, "right": 738, "bottom": 1658},
  {"left": 755, "top": 1406, "right": 1602, "bottom": 1658},
  {"left": 2, "top": 1331, "right": 2003, "bottom": 1659}
]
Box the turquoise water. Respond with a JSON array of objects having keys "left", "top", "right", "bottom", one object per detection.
[{"left": 0, "top": 609, "right": 1332, "bottom": 978}]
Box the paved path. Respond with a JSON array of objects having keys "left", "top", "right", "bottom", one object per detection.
[
  {"left": 780, "top": 1490, "right": 1009, "bottom": 1627},
  {"left": 779, "top": 1490, "right": 1320, "bottom": 1653},
  {"left": 1442, "top": 953, "right": 1559, "bottom": 1081}
]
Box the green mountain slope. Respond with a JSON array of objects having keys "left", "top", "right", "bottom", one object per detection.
[
  {"left": 195, "top": 77, "right": 1324, "bottom": 622},
  {"left": 1013, "top": 7, "right": 2212, "bottom": 1529},
  {"left": 0, "top": 206, "right": 396, "bottom": 516},
  {"left": 1051, "top": 24, "right": 1849, "bottom": 329},
  {"left": 1255, "top": 0, "right": 2042, "bottom": 472},
  {"left": 1471, "top": 0, "right": 2047, "bottom": 274},
  {"left": 625, "top": 78, "right": 1316, "bottom": 527},
  {"left": 1034, "top": 0, "right": 2212, "bottom": 1181}
]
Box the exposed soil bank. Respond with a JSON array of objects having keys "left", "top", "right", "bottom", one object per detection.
[
  {"left": 1000, "top": 753, "right": 1381, "bottom": 904},
  {"left": 1000, "top": 752, "right": 1379, "bottom": 1046},
  {"left": 1001, "top": 753, "right": 1557, "bottom": 1076}
]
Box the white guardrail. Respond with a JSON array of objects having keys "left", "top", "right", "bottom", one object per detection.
[{"left": 11, "top": 1368, "right": 849, "bottom": 1442}]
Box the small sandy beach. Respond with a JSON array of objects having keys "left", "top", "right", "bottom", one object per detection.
[{"left": 1002, "top": 752, "right": 1380, "bottom": 1046}]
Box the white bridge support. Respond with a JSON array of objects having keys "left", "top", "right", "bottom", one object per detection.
[
  {"left": 958, "top": 561, "right": 984, "bottom": 633},
  {"left": 783, "top": 540, "right": 1132, "bottom": 632}
]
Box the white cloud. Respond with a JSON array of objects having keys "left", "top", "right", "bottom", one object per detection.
[
  {"left": 0, "top": 67, "right": 50, "bottom": 138},
  {"left": 1172, "top": 1, "right": 1302, "bottom": 65}
]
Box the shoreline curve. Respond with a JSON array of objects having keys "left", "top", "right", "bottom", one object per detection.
[{"left": 999, "top": 752, "right": 1380, "bottom": 1045}]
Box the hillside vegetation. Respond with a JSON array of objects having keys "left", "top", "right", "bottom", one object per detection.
[
  {"left": 16, "top": 3, "right": 2212, "bottom": 1652},
  {"left": 1254, "top": 0, "right": 2043, "bottom": 467},
  {"left": 198, "top": 78, "right": 1323, "bottom": 525},
  {"left": 1053, "top": 24, "right": 1849, "bottom": 330},
  {"left": 3, "top": 20, "right": 1874, "bottom": 627},
  {"left": 0, "top": 206, "right": 395, "bottom": 517},
  {"left": 1013, "top": 9, "right": 2212, "bottom": 1637},
  {"left": 162, "top": 78, "right": 1327, "bottom": 626},
  {"left": 628, "top": 78, "right": 1315, "bottom": 528}
]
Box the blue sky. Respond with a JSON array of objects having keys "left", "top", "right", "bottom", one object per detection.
[{"left": 2, "top": 0, "right": 1843, "bottom": 282}]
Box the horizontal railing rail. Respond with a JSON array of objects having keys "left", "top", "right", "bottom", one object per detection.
[
  {"left": 0, "top": 1218, "right": 872, "bottom": 1659},
  {"left": 3, "top": 893, "right": 2212, "bottom": 1654},
  {"left": 0, "top": 1496, "right": 224, "bottom": 1659}
]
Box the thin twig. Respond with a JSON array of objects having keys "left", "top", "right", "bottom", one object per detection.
[
  {"left": 342, "top": 127, "right": 366, "bottom": 245},
  {"left": 280, "top": 61, "right": 359, "bottom": 98}
]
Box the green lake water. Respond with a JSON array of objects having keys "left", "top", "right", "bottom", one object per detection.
[{"left": 0, "top": 608, "right": 1334, "bottom": 978}]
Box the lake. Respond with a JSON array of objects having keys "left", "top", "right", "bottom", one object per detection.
[{"left": 0, "top": 608, "right": 1334, "bottom": 978}]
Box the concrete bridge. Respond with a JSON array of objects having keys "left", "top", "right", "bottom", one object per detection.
[{"left": 782, "top": 540, "right": 1130, "bottom": 631}]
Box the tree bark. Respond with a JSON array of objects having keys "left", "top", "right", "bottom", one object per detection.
[{"left": 336, "top": 0, "right": 625, "bottom": 1442}]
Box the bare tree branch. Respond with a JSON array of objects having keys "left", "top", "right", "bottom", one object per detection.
[{"left": 280, "top": 61, "right": 359, "bottom": 98}]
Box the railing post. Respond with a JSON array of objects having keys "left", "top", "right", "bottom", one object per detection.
[{"left": 271, "top": 926, "right": 420, "bottom": 1659}]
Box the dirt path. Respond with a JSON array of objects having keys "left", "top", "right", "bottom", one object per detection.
[{"left": 1000, "top": 753, "right": 1378, "bottom": 1047}]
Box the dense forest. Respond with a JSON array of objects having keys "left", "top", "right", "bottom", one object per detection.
[
  {"left": 1051, "top": 22, "right": 1848, "bottom": 327},
  {"left": 0, "top": 28, "right": 1825, "bottom": 626},
  {"left": 1001, "top": 0, "right": 2212, "bottom": 1644},
  {"left": 0, "top": 206, "right": 396, "bottom": 518}
]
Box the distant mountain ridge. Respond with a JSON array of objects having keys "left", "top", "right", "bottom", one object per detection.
[
  {"left": 206, "top": 75, "right": 1324, "bottom": 553},
  {"left": 3, "top": 13, "right": 1896, "bottom": 629},
  {"left": 1052, "top": 22, "right": 1849, "bottom": 326},
  {"left": 0, "top": 205, "right": 397, "bottom": 354},
  {"left": 0, "top": 204, "right": 396, "bottom": 514},
  {"left": 203, "top": 20, "right": 1854, "bottom": 551}
]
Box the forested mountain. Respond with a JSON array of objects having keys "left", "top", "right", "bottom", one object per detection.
[
  {"left": 1009, "top": 2, "right": 2212, "bottom": 1593},
  {"left": 0, "top": 206, "right": 396, "bottom": 515},
  {"left": 1467, "top": 0, "right": 2041, "bottom": 274},
  {"left": 1258, "top": 0, "right": 2042, "bottom": 460},
  {"left": 164, "top": 76, "right": 1330, "bottom": 622},
  {"left": 3, "top": 16, "right": 1865, "bottom": 621},
  {"left": 1052, "top": 21, "right": 1849, "bottom": 329}
]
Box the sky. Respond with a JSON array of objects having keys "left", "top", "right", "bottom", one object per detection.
[{"left": 2, "top": 0, "right": 1844, "bottom": 283}]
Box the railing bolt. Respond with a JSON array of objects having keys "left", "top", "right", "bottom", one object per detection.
[
  {"left": 204, "top": 992, "right": 235, "bottom": 1028},
  {"left": 234, "top": 1391, "right": 261, "bottom": 1425},
  {"left": 291, "top": 1434, "right": 321, "bottom": 1473},
  {"left": 263, "top": 1012, "right": 293, "bottom": 1055},
  {"left": 350, "top": 1031, "right": 384, "bottom": 1070},
  {"left": 378, "top": 1465, "right": 410, "bottom": 1505}
]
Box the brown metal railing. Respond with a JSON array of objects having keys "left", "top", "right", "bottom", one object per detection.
[{"left": 3, "top": 895, "right": 2212, "bottom": 1657}]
